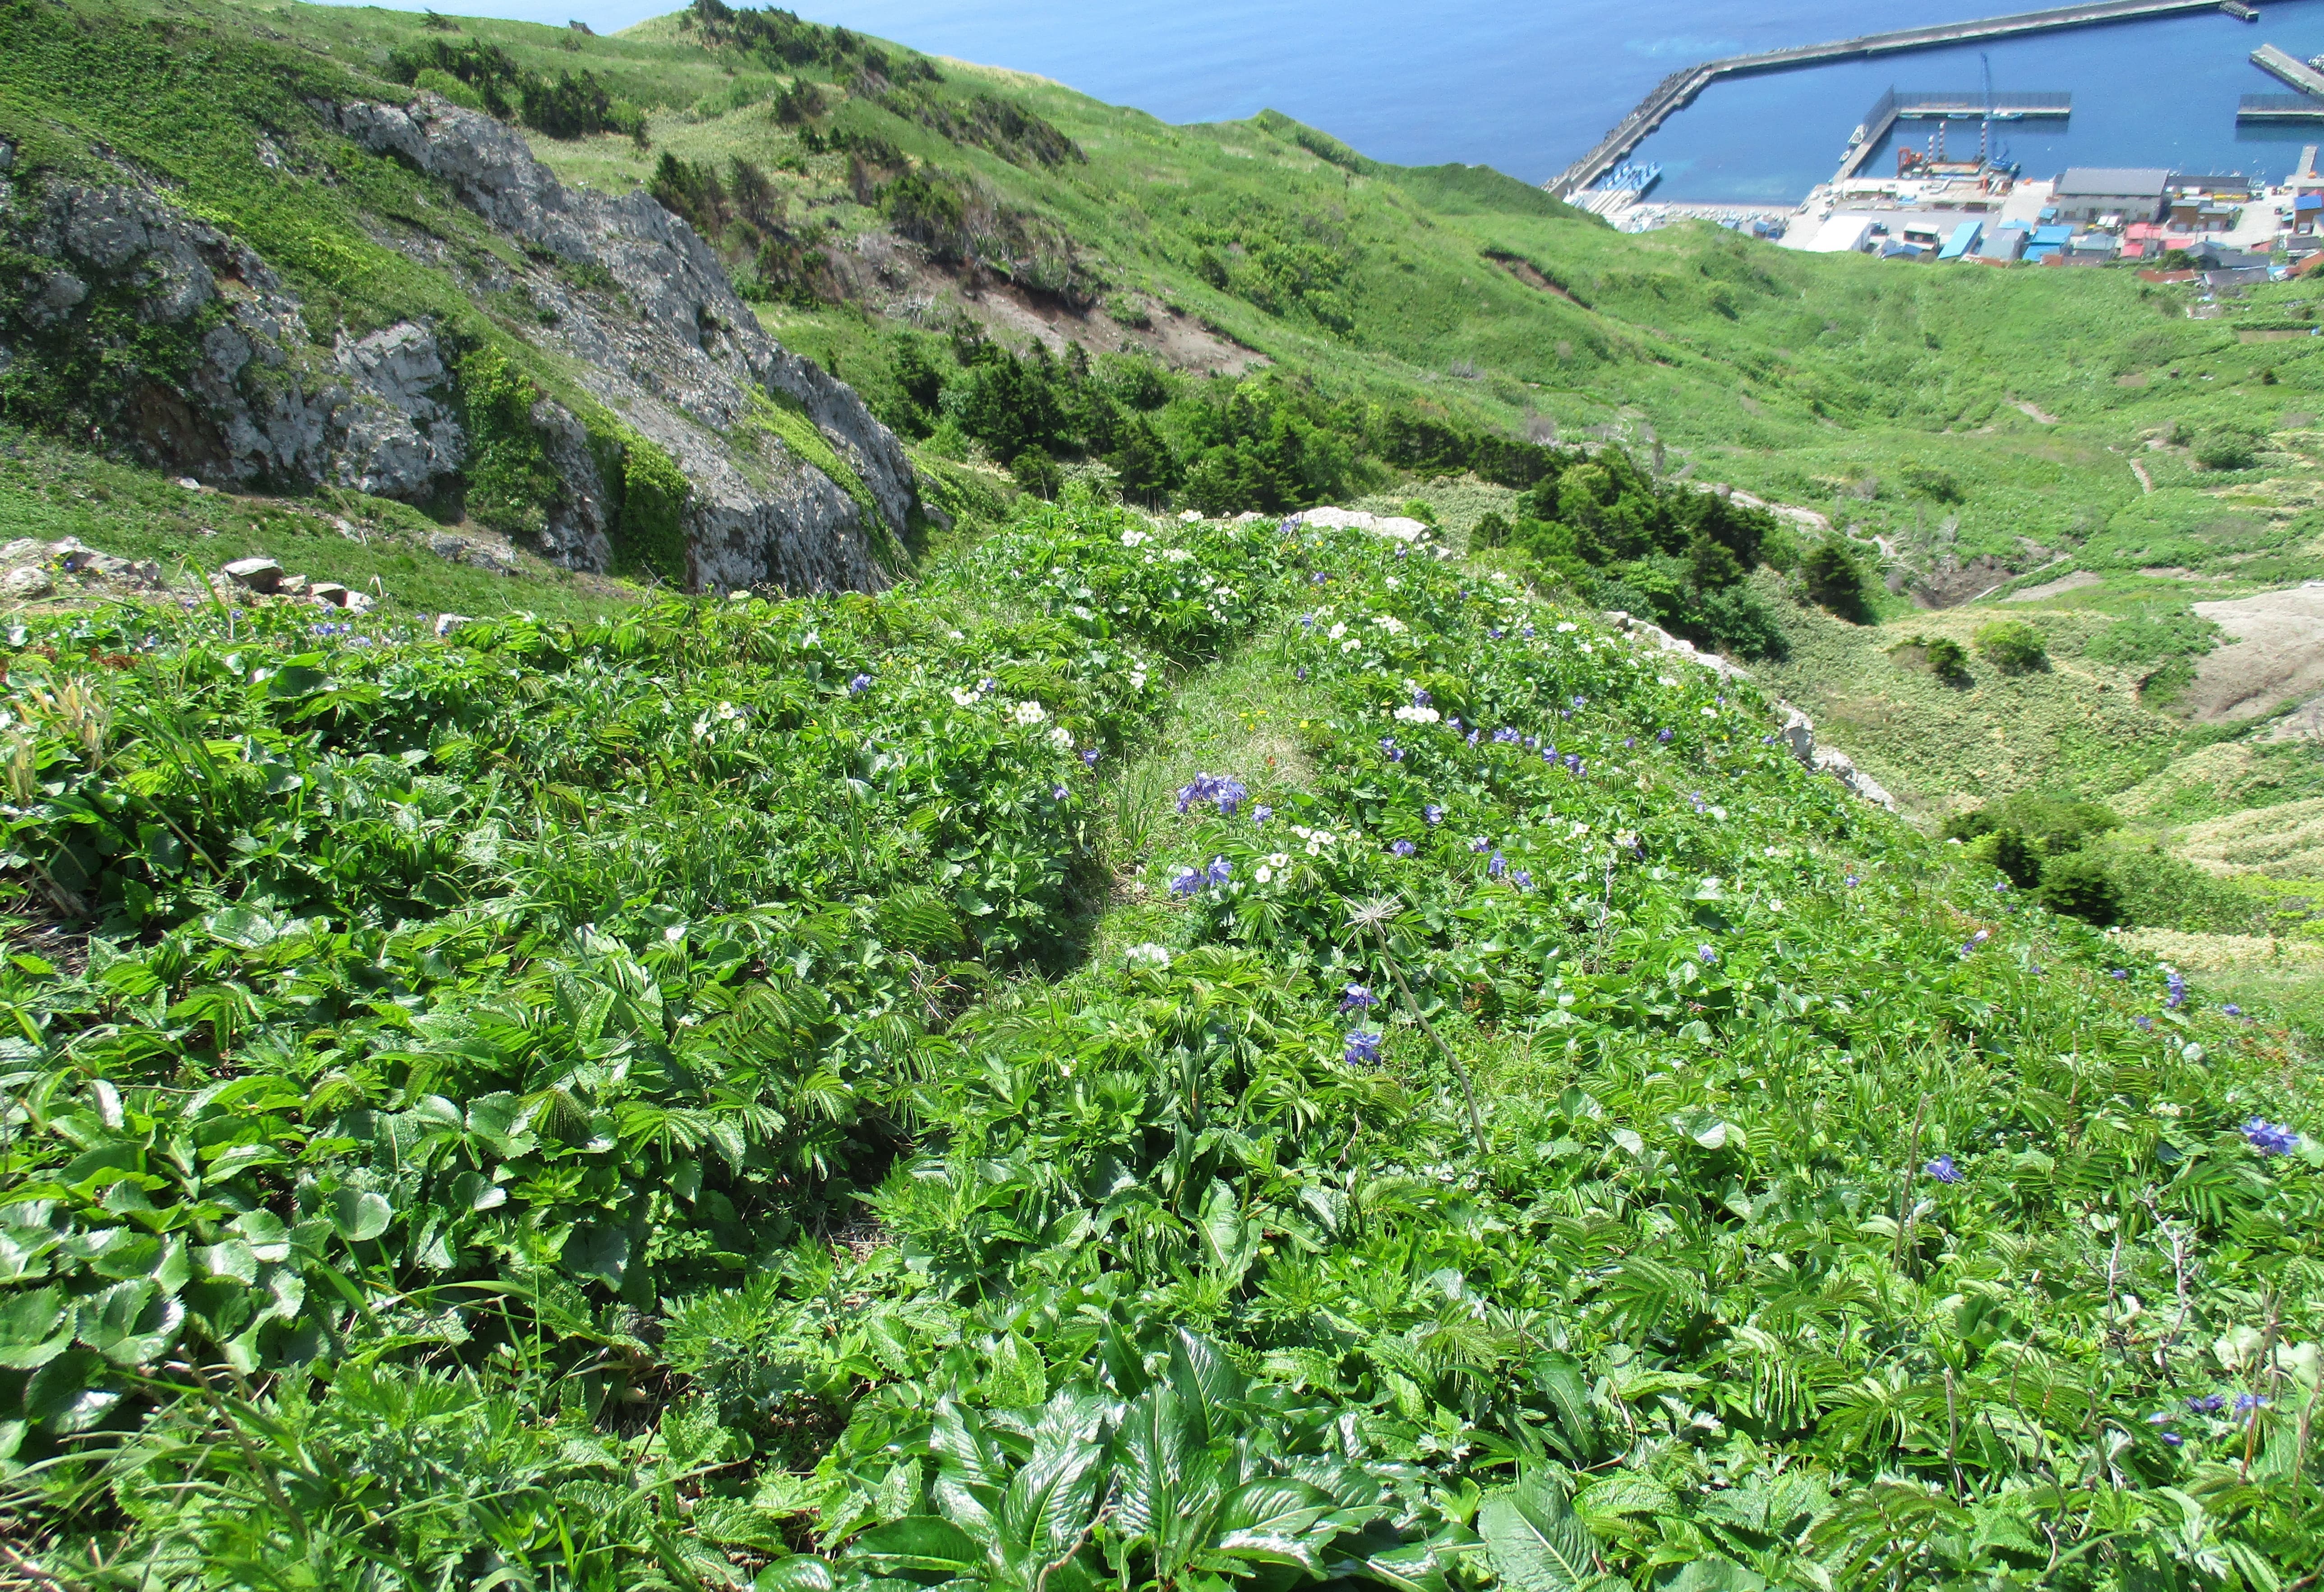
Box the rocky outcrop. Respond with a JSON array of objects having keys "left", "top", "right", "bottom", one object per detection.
[
  {"left": 0, "top": 96, "right": 916, "bottom": 597},
  {"left": 327, "top": 95, "right": 914, "bottom": 593}
]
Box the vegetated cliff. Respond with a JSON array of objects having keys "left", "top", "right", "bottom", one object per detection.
[{"left": 0, "top": 71, "right": 915, "bottom": 595}]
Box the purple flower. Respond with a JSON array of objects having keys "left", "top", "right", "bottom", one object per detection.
[
  {"left": 1425, "top": 804, "right": 1444, "bottom": 825},
  {"left": 2244, "top": 1118, "right": 2300, "bottom": 1155},
  {"left": 1488, "top": 851, "right": 1507, "bottom": 878},
  {"left": 1466, "top": 729, "right": 1479, "bottom": 747},
  {"left": 1657, "top": 728, "right": 1673, "bottom": 743},
  {"left": 1082, "top": 747, "right": 1101, "bottom": 767},
  {"left": 1341, "top": 984, "right": 1379, "bottom": 1012},
  {"left": 1411, "top": 687, "right": 1433, "bottom": 709},
  {"left": 978, "top": 677, "right": 998, "bottom": 695},
  {"left": 1924, "top": 1155, "right": 1963, "bottom": 1184},
  {"left": 1177, "top": 773, "right": 1249, "bottom": 817},
  {"left": 1299, "top": 613, "right": 1314, "bottom": 629},
  {"left": 1345, "top": 1030, "right": 1383, "bottom": 1065},
  {"left": 1844, "top": 874, "right": 1859, "bottom": 887},
  {"left": 1395, "top": 545, "right": 1410, "bottom": 560},
  {"left": 2166, "top": 971, "right": 2186, "bottom": 1010},
  {"left": 1170, "top": 868, "right": 1201, "bottom": 899},
  {"left": 1572, "top": 695, "right": 1586, "bottom": 710},
  {"left": 1522, "top": 624, "right": 1536, "bottom": 639},
  {"left": 848, "top": 673, "right": 873, "bottom": 694},
  {"left": 1513, "top": 870, "right": 1532, "bottom": 888},
  {"left": 1493, "top": 727, "right": 1521, "bottom": 745},
  {"left": 1295, "top": 667, "right": 1308, "bottom": 682},
  {"left": 1488, "top": 627, "right": 1504, "bottom": 640},
  {"left": 1253, "top": 804, "right": 1272, "bottom": 825},
  {"left": 1391, "top": 839, "right": 1416, "bottom": 857},
  {"left": 2135, "top": 1015, "right": 2154, "bottom": 1031},
  {"left": 2225, "top": 1003, "right": 2242, "bottom": 1016},
  {"left": 1525, "top": 735, "right": 1540, "bottom": 750},
  {"left": 2236, "top": 1393, "right": 2267, "bottom": 1415},
  {"left": 1310, "top": 571, "right": 1328, "bottom": 585},
  {"left": 1697, "top": 943, "right": 1717, "bottom": 965},
  {"left": 2110, "top": 969, "right": 2128, "bottom": 980},
  {"left": 1052, "top": 785, "right": 1070, "bottom": 800},
  {"left": 1205, "top": 855, "right": 1232, "bottom": 885},
  {"left": 1624, "top": 737, "right": 1637, "bottom": 749},
  {"left": 1994, "top": 880, "right": 2010, "bottom": 893},
  {"left": 2186, "top": 1394, "right": 2227, "bottom": 1414},
  {"left": 2163, "top": 1432, "right": 2184, "bottom": 1448},
  {"left": 1563, "top": 754, "right": 1584, "bottom": 775},
  {"left": 1379, "top": 736, "right": 1404, "bottom": 762},
  {"left": 1470, "top": 837, "right": 1491, "bottom": 854}
]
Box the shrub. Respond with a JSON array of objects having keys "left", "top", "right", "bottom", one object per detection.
[
  {"left": 2193, "top": 428, "right": 2260, "bottom": 471},
  {"left": 1010, "top": 448, "right": 1061, "bottom": 498},
  {"left": 2033, "top": 850, "right": 2121, "bottom": 924},
  {"left": 1896, "top": 633, "right": 1971, "bottom": 683},
  {"left": 1801, "top": 539, "right": 1875, "bottom": 622},
  {"left": 458, "top": 348, "right": 561, "bottom": 539},
  {"left": 1974, "top": 619, "right": 2047, "bottom": 673}
]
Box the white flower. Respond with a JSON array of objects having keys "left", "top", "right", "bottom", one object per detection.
[
  {"left": 1711, "top": 806, "right": 1728, "bottom": 820},
  {"left": 1372, "top": 614, "right": 1406, "bottom": 634},
  {"left": 1341, "top": 640, "right": 1360, "bottom": 653},
  {"left": 951, "top": 688, "right": 979, "bottom": 707},
  {"left": 1385, "top": 576, "right": 1401, "bottom": 588},
  {"left": 1769, "top": 898, "right": 1785, "bottom": 912},
  {"left": 1125, "top": 941, "right": 1171, "bottom": 967},
  {"left": 1556, "top": 622, "right": 1578, "bottom": 633},
  {"left": 1268, "top": 853, "right": 1289, "bottom": 868},
  {"left": 1393, "top": 704, "right": 1440, "bottom": 723},
  {"left": 1328, "top": 623, "right": 1347, "bottom": 640},
  {"left": 1121, "top": 529, "right": 1149, "bottom": 547},
  {"left": 1163, "top": 548, "right": 1194, "bottom": 563},
  {"left": 1613, "top": 829, "right": 1638, "bottom": 849},
  {"left": 800, "top": 629, "right": 821, "bottom": 649},
  {"left": 1701, "top": 706, "right": 1717, "bottom": 718},
  {"left": 948, "top": 629, "right": 964, "bottom": 639},
  {"left": 1013, "top": 701, "right": 1047, "bottom": 726},
  {"left": 1659, "top": 675, "right": 1679, "bottom": 687},
  {"left": 1179, "top": 509, "right": 1203, "bottom": 522},
  {"left": 1130, "top": 670, "right": 1148, "bottom": 689},
  {"left": 1255, "top": 866, "right": 1273, "bottom": 884},
  {"left": 1570, "top": 821, "right": 1590, "bottom": 838},
  {"left": 1048, "top": 725, "right": 1075, "bottom": 751}
]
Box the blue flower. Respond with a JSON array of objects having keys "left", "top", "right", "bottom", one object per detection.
[
  {"left": 1522, "top": 624, "right": 1535, "bottom": 638},
  {"left": 2186, "top": 1394, "right": 2227, "bottom": 1414},
  {"left": 1488, "top": 627, "right": 1504, "bottom": 640},
  {"left": 1296, "top": 667, "right": 1308, "bottom": 682},
  {"left": 1994, "top": 880, "right": 2010, "bottom": 893},
  {"left": 1411, "top": 686, "right": 1433, "bottom": 709},
  {"left": 1052, "top": 785, "right": 1070, "bottom": 800},
  {"left": 848, "top": 673, "right": 873, "bottom": 694},
  {"left": 1082, "top": 747, "right": 1101, "bottom": 767},
  {"left": 1379, "top": 736, "right": 1403, "bottom": 762},
  {"left": 1697, "top": 943, "right": 1718, "bottom": 965},
  {"left": 2236, "top": 1393, "right": 2267, "bottom": 1415},
  {"left": 1170, "top": 868, "right": 1202, "bottom": 899},
  {"left": 1205, "top": 855, "right": 1232, "bottom": 885},
  {"left": 1513, "top": 870, "right": 1532, "bottom": 888},
  {"left": 1253, "top": 804, "right": 1272, "bottom": 824},
  {"left": 1657, "top": 728, "right": 1674, "bottom": 743},
  {"left": 1341, "top": 984, "right": 1379, "bottom": 1011},
  {"left": 1572, "top": 695, "right": 1586, "bottom": 710},
  {"left": 1310, "top": 571, "right": 1328, "bottom": 585},
  {"left": 2110, "top": 969, "right": 2129, "bottom": 980},
  {"left": 2163, "top": 1431, "right": 2184, "bottom": 1447},
  {"left": 1424, "top": 804, "right": 1444, "bottom": 825},
  {"left": 2166, "top": 971, "right": 2186, "bottom": 1010},
  {"left": 1924, "top": 1155, "right": 1963, "bottom": 1183},
  {"left": 1345, "top": 1030, "right": 1383, "bottom": 1065},
  {"left": 1466, "top": 729, "right": 1480, "bottom": 747},
  {"left": 2135, "top": 1015, "right": 2154, "bottom": 1031},
  {"left": 1624, "top": 737, "right": 1637, "bottom": 748},
  {"left": 1493, "top": 727, "right": 1521, "bottom": 744},
  {"left": 2225, "top": 1003, "right": 2241, "bottom": 1016},
  {"left": 1299, "top": 613, "right": 1314, "bottom": 629},
  {"left": 1844, "top": 874, "right": 1860, "bottom": 887},
  {"left": 2244, "top": 1118, "right": 2301, "bottom": 1155},
  {"left": 1470, "top": 837, "right": 1490, "bottom": 853},
  {"left": 1563, "top": 754, "right": 1584, "bottom": 775},
  {"left": 1177, "top": 773, "right": 1249, "bottom": 817},
  {"left": 1391, "top": 839, "right": 1416, "bottom": 857},
  {"left": 1488, "top": 850, "right": 1507, "bottom": 877}
]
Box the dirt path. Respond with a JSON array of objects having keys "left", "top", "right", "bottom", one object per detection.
[
  {"left": 2014, "top": 399, "right": 2061, "bottom": 425},
  {"left": 2181, "top": 582, "right": 2324, "bottom": 723},
  {"left": 2130, "top": 458, "right": 2154, "bottom": 494}
]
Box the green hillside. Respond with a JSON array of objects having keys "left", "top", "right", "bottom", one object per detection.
[{"left": 0, "top": 3, "right": 2321, "bottom": 1587}]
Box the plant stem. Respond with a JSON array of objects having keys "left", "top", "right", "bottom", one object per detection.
[{"left": 1372, "top": 922, "right": 1487, "bottom": 1158}]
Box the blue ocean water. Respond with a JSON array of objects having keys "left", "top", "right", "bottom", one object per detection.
[{"left": 389, "top": 0, "right": 2324, "bottom": 200}]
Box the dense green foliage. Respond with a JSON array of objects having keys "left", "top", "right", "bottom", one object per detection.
[
  {"left": 1972, "top": 621, "right": 2047, "bottom": 675},
  {"left": 1, "top": 497, "right": 2317, "bottom": 1588}
]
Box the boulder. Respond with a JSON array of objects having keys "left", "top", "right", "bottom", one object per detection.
[
  {"left": 221, "top": 557, "right": 284, "bottom": 593},
  {"left": 1, "top": 565, "right": 54, "bottom": 600}
]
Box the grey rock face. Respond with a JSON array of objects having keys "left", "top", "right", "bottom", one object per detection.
[
  {"left": 332, "top": 95, "right": 915, "bottom": 591},
  {"left": 4, "top": 96, "right": 913, "bottom": 597}
]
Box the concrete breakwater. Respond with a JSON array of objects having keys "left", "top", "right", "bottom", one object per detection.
[{"left": 1549, "top": 0, "right": 2253, "bottom": 198}]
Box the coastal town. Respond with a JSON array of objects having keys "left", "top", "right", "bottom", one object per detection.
[{"left": 1569, "top": 7, "right": 2324, "bottom": 280}]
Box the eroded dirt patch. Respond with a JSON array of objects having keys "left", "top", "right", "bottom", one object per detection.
[{"left": 2182, "top": 583, "right": 2324, "bottom": 723}]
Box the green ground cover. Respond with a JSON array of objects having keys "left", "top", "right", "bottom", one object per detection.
[{"left": 0, "top": 494, "right": 2319, "bottom": 1589}]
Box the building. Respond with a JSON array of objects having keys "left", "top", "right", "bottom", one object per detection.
[
  {"left": 1973, "top": 226, "right": 2029, "bottom": 263},
  {"left": 2052, "top": 167, "right": 2171, "bottom": 224},
  {"left": 1938, "top": 220, "right": 1983, "bottom": 261},
  {"left": 1802, "top": 214, "right": 1877, "bottom": 253}
]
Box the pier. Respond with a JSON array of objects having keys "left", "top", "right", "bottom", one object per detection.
[
  {"left": 2241, "top": 91, "right": 2324, "bottom": 116},
  {"left": 1550, "top": 0, "right": 2267, "bottom": 198},
  {"left": 1835, "top": 89, "right": 2074, "bottom": 180},
  {"left": 2251, "top": 41, "right": 2324, "bottom": 94}
]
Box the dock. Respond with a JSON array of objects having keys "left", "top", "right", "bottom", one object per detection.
[
  {"left": 1550, "top": 0, "right": 2264, "bottom": 198},
  {"left": 2251, "top": 41, "right": 2324, "bottom": 95},
  {"left": 1835, "top": 89, "right": 2073, "bottom": 179},
  {"left": 2241, "top": 91, "right": 2324, "bottom": 116}
]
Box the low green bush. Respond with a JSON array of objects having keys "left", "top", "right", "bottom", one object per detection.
[{"left": 1974, "top": 618, "right": 2047, "bottom": 673}]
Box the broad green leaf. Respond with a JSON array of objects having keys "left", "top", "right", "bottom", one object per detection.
[
  {"left": 328, "top": 1187, "right": 393, "bottom": 1244},
  {"left": 561, "top": 1224, "right": 629, "bottom": 1286},
  {"left": 1479, "top": 1470, "right": 1605, "bottom": 1592},
  {"left": 0, "top": 1287, "right": 70, "bottom": 1369},
  {"left": 848, "top": 1514, "right": 985, "bottom": 1576},
  {"left": 1214, "top": 1477, "right": 1337, "bottom": 1571},
  {"left": 74, "top": 1280, "right": 183, "bottom": 1367}
]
